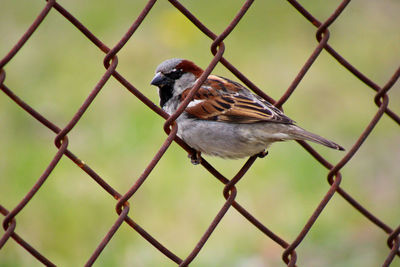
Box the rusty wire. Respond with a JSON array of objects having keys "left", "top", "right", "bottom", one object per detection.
[{"left": 1, "top": 0, "right": 399, "bottom": 266}]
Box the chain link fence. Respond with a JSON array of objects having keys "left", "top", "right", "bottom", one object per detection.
[{"left": 1, "top": 0, "right": 399, "bottom": 266}]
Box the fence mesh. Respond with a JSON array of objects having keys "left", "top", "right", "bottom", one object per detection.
[{"left": 1, "top": 0, "right": 399, "bottom": 266}]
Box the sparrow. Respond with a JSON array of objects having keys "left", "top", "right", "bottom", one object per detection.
[{"left": 151, "top": 58, "right": 344, "bottom": 163}]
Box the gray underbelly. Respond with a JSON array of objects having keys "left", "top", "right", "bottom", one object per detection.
[{"left": 176, "top": 119, "right": 285, "bottom": 158}]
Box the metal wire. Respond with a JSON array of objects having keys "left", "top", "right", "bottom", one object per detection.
[{"left": 1, "top": 0, "right": 399, "bottom": 266}]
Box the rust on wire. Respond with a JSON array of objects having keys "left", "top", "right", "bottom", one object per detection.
[
  {"left": 0, "top": 206, "right": 56, "bottom": 266},
  {"left": 1, "top": 0, "right": 399, "bottom": 266}
]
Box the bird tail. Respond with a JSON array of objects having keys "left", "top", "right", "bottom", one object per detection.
[{"left": 288, "top": 125, "right": 345, "bottom": 151}]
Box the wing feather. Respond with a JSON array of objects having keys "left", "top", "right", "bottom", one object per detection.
[{"left": 181, "top": 76, "right": 294, "bottom": 124}]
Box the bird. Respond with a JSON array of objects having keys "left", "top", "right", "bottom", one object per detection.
[{"left": 150, "top": 58, "right": 344, "bottom": 164}]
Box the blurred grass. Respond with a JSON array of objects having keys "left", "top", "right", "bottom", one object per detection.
[{"left": 1, "top": 0, "right": 399, "bottom": 266}]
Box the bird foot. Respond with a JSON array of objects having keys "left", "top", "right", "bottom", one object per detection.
[
  {"left": 257, "top": 150, "right": 269, "bottom": 158},
  {"left": 188, "top": 151, "right": 202, "bottom": 165}
]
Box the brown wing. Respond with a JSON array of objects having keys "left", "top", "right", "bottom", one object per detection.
[{"left": 181, "top": 76, "right": 294, "bottom": 124}]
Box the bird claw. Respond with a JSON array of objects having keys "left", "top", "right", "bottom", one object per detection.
[
  {"left": 257, "top": 150, "right": 269, "bottom": 158},
  {"left": 188, "top": 151, "right": 202, "bottom": 165}
]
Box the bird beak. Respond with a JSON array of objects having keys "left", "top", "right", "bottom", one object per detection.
[{"left": 150, "top": 72, "right": 166, "bottom": 86}]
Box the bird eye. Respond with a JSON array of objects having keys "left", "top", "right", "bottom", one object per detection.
[{"left": 165, "top": 68, "right": 183, "bottom": 80}]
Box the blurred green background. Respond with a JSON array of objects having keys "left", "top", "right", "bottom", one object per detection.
[{"left": 1, "top": 0, "right": 399, "bottom": 266}]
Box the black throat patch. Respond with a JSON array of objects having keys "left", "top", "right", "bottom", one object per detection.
[{"left": 159, "top": 83, "right": 174, "bottom": 108}]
